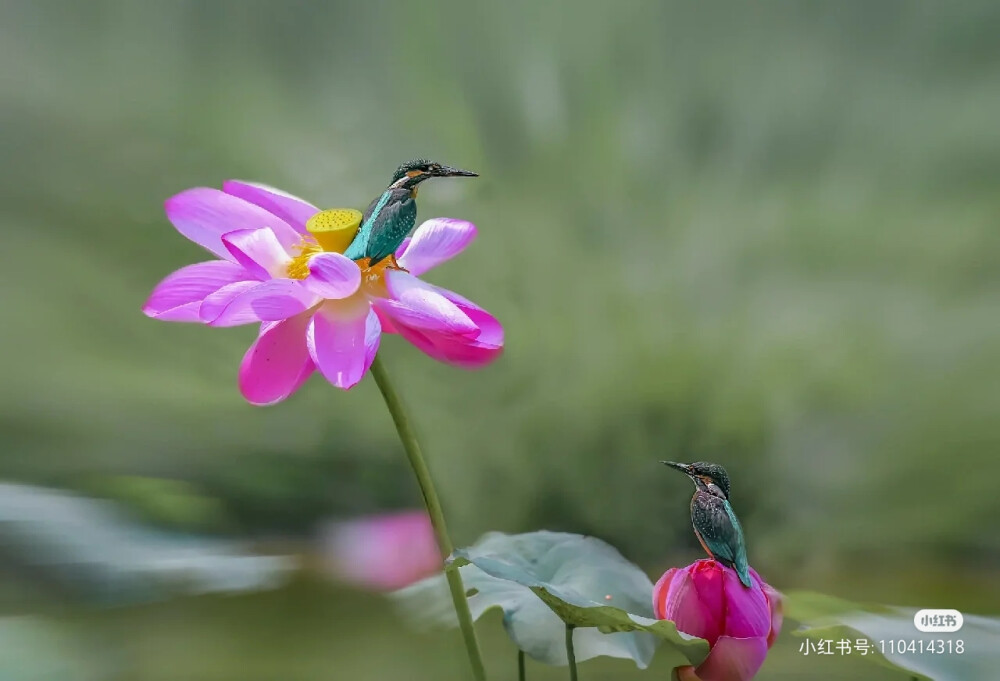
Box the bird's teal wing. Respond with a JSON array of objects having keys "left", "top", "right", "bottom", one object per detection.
[
  {"left": 365, "top": 196, "right": 416, "bottom": 265},
  {"left": 344, "top": 190, "right": 393, "bottom": 260},
  {"left": 692, "top": 494, "right": 752, "bottom": 587},
  {"left": 723, "top": 499, "right": 752, "bottom": 588}
]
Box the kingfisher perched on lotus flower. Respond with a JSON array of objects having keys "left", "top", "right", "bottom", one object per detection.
[
  {"left": 343, "top": 159, "right": 478, "bottom": 267},
  {"left": 662, "top": 461, "right": 752, "bottom": 588}
]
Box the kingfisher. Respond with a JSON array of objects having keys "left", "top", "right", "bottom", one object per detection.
[
  {"left": 343, "top": 159, "right": 478, "bottom": 267},
  {"left": 661, "top": 461, "right": 752, "bottom": 588}
]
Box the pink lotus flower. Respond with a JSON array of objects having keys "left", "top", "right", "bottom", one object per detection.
[
  {"left": 143, "top": 181, "right": 503, "bottom": 404},
  {"left": 323, "top": 510, "right": 441, "bottom": 591},
  {"left": 653, "top": 559, "right": 783, "bottom": 681}
]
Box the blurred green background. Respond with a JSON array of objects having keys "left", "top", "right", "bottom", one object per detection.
[{"left": 1, "top": 0, "right": 998, "bottom": 678}]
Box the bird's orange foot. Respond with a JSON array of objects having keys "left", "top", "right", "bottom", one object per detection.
[
  {"left": 353, "top": 256, "right": 407, "bottom": 298},
  {"left": 353, "top": 256, "right": 408, "bottom": 273},
  {"left": 384, "top": 255, "right": 408, "bottom": 272}
]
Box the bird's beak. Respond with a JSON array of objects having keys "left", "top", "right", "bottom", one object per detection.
[
  {"left": 661, "top": 461, "right": 692, "bottom": 475},
  {"left": 435, "top": 164, "right": 478, "bottom": 178}
]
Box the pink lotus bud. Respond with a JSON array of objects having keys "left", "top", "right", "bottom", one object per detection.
[
  {"left": 653, "top": 559, "right": 783, "bottom": 681},
  {"left": 323, "top": 510, "right": 442, "bottom": 591}
]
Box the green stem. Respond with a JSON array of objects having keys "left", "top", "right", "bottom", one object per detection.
[
  {"left": 565, "top": 624, "right": 578, "bottom": 681},
  {"left": 518, "top": 650, "right": 526, "bottom": 681},
  {"left": 370, "top": 355, "right": 487, "bottom": 681}
]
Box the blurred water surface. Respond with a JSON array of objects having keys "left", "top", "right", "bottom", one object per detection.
[{"left": 1, "top": 1, "right": 998, "bottom": 678}]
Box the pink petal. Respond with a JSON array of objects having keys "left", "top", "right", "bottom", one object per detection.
[
  {"left": 749, "top": 569, "right": 783, "bottom": 647},
  {"left": 324, "top": 510, "right": 441, "bottom": 591},
  {"left": 689, "top": 561, "right": 727, "bottom": 641},
  {"left": 223, "top": 180, "right": 319, "bottom": 233},
  {"left": 653, "top": 568, "right": 677, "bottom": 620},
  {"left": 434, "top": 285, "right": 505, "bottom": 349},
  {"left": 364, "top": 308, "right": 382, "bottom": 368},
  {"left": 429, "top": 334, "right": 502, "bottom": 367},
  {"left": 694, "top": 636, "right": 768, "bottom": 681},
  {"left": 199, "top": 281, "right": 260, "bottom": 322},
  {"left": 304, "top": 252, "right": 362, "bottom": 300},
  {"left": 373, "top": 305, "right": 399, "bottom": 334},
  {"left": 380, "top": 270, "right": 477, "bottom": 336},
  {"left": 384, "top": 314, "right": 504, "bottom": 368},
  {"left": 765, "top": 588, "right": 783, "bottom": 648},
  {"left": 203, "top": 279, "right": 319, "bottom": 327},
  {"left": 396, "top": 218, "right": 477, "bottom": 276},
  {"left": 143, "top": 260, "right": 251, "bottom": 322},
  {"left": 307, "top": 302, "right": 379, "bottom": 390},
  {"left": 165, "top": 187, "right": 302, "bottom": 259},
  {"left": 720, "top": 568, "right": 770, "bottom": 639},
  {"left": 663, "top": 562, "right": 723, "bottom": 646},
  {"left": 221, "top": 228, "right": 292, "bottom": 280},
  {"left": 238, "top": 311, "right": 315, "bottom": 406}
]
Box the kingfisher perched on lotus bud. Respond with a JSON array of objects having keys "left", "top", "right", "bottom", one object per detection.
[
  {"left": 662, "top": 461, "right": 752, "bottom": 588},
  {"left": 342, "top": 159, "right": 478, "bottom": 267}
]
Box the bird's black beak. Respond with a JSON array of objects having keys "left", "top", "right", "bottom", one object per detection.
[
  {"left": 661, "top": 461, "right": 692, "bottom": 475},
  {"left": 434, "top": 164, "right": 478, "bottom": 178}
]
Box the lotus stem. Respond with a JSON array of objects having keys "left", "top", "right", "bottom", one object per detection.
[
  {"left": 566, "top": 624, "right": 578, "bottom": 681},
  {"left": 518, "top": 650, "right": 526, "bottom": 681},
  {"left": 370, "top": 355, "right": 487, "bottom": 681}
]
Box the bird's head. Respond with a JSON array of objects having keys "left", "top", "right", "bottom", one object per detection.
[
  {"left": 661, "top": 461, "right": 731, "bottom": 499},
  {"left": 389, "top": 159, "right": 478, "bottom": 189}
]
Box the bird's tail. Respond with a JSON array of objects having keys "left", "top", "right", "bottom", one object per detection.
[{"left": 737, "top": 563, "right": 752, "bottom": 588}]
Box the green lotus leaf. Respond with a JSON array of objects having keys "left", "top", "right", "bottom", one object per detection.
[
  {"left": 785, "top": 590, "right": 999, "bottom": 681},
  {"left": 393, "top": 530, "right": 708, "bottom": 669}
]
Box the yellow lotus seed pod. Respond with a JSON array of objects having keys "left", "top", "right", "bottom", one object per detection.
[{"left": 306, "top": 209, "right": 363, "bottom": 254}]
